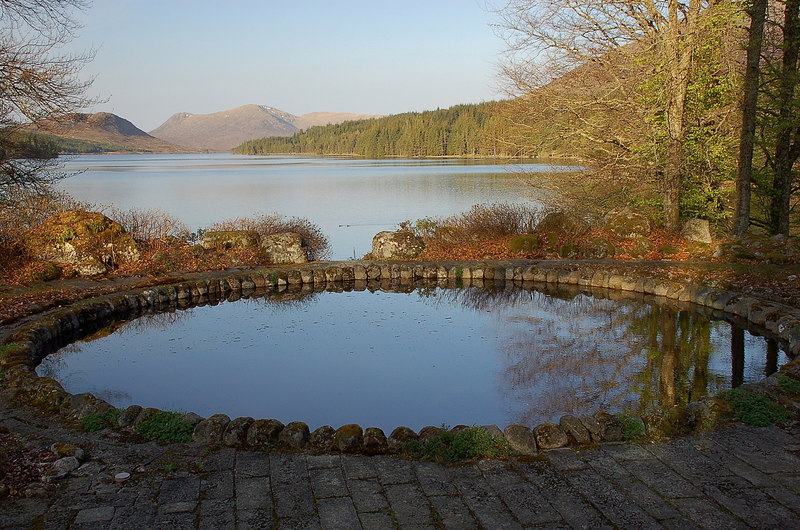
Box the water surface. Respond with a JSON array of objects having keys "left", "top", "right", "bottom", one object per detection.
[
  {"left": 38, "top": 285, "right": 789, "bottom": 431},
  {"left": 57, "top": 154, "right": 568, "bottom": 259}
]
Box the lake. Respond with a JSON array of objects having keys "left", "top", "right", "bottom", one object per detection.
[
  {"left": 58, "top": 154, "right": 569, "bottom": 259},
  {"left": 37, "top": 283, "right": 789, "bottom": 431}
]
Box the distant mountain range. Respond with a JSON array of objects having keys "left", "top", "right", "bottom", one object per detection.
[
  {"left": 29, "top": 112, "right": 191, "bottom": 154},
  {"left": 149, "top": 105, "right": 382, "bottom": 151}
]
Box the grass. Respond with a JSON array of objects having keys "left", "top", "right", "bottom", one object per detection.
[
  {"left": 135, "top": 411, "right": 194, "bottom": 443},
  {"left": 404, "top": 426, "right": 510, "bottom": 463},
  {"left": 0, "top": 343, "right": 23, "bottom": 357},
  {"left": 721, "top": 388, "right": 791, "bottom": 427},
  {"left": 82, "top": 408, "right": 121, "bottom": 432},
  {"left": 777, "top": 374, "right": 800, "bottom": 395}
]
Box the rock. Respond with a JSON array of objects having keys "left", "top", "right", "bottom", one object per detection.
[
  {"left": 534, "top": 212, "right": 590, "bottom": 246},
  {"left": 29, "top": 262, "right": 61, "bottom": 282},
  {"left": 559, "top": 415, "right": 591, "bottom": 445},
  {"left": 334, "top": 424, "right": 364, "bottom": 453},
  {"left": 534, "top": 423, "right": 569, "bottom": 450},
  {"left": 363, "top": 427, "right": 388, "bottom": 455},
  {"left": 73, "top": 461, "right": 104, "bottom": 477},
  {"left": 25, "top": 211, "right": 140, "bottom": 276},
  {"left": 418, "top": 425, "right": 444, "bottom": 440},
  {"left": 259, "top": 232, "right": 309, "bottom": 264},
  {"left": 132, "top": 407, "right": 159, "bottom": 428},
  {"left": 503, "top": 424, "right": 537, "bottom": 455},
  {"left": 117, "top": 405, "right": 143, "bottom": 428},
  {"left": 279, "top": 421, "right": 309, "bottom": 449},
  {"left": 582, "top": 238, "right": 616, "bottom": 259},
  {"left": 388, "top": 426, "right": 418, "bottom": 453},
  {"left": 603, "top": 208, "right": 652, "bottom": 238},
  {"left": 50, "top": 443, "right": 86, "bottom": 462},
  {"left": 594, "top": 411, "right": 624, "bottom": 442},
  {"left": 371, "top": 230, "right": 425, "bottom": 260},
  {"left": 223, "top": 417, "right": 254, "bottom": 447},
  {"left": 246, "top": 419, "right": 284, "bottom": 447},
  {"left": 579, "top": 415, "right": 603, "bottom": 442},
  {"left": 52, "top": 456, "right": 81, "bottom": 475},
  {"left": 192, "top": 414, "right": 231, "bottom": 445},
  {"left": 200, "top": 230, "right": 260, "bottom": 250},
  {"left": 482, "top": 425, "right": 503, "bottom": 439},
  {"left": 508, "top": 234, "right": 541, "bottom": 254},
  {"left": 310, "top": 425, "right": 336, "bottom": 452},
  {"left": 681, "top": 218, "right": 713, "bottom": 244}
]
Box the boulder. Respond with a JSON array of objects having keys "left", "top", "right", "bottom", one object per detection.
[
  {"left": 371, "top": 230, "right": 425, "bottom": 260},
  {"left": 363, "top": 427, "right": 388, "bottom": 455},
  {"left": 25, "top": 211, "right": 140, "bottom": 276},
  {"left": 534, "top": 212, "right": 590, "bottom": 248},
  {"left": 681, "top": 218, "right": 712, "bottom": 244},
  {"left": 192, "top": 414, "right": 231, "bottom": 445},
  {"left": 508, "top": 234, "right": 541, "bottom": 254},
  {"left": 603, "top": 209, "right": 652, "bottom": 238},
  {"left": 388, "top": 426, "right": 418, "bottom": 453},
  {"left": 279, "top": 421, "right": 309, "bottom": 448},
  {"left": 559, "top": 415, "right": 591, "bottom": 445},
  {"left": 246, "top": 419, "right": 284, "bottom": 447},
  {"left": 200, "top": 230, "right": 259, "bottom": 250},
  {"left": 533, "top": 423, "right": 569, "bottom": 450},
  {"left": 503, "top": 424, "right": 537, "bottom": 455},
  {"left": 260, "top": 232, "right": 309, "bottom": 264},
  {"left": 334, "top": 424, "right": 364, "bottom": 453},
  {"left": 309, "top": 425, "right": 336, "bottom": 452}
]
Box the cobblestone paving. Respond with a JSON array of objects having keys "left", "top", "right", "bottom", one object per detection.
[{"left": 2, "top": 416, "right": 800, "bottom": 529}]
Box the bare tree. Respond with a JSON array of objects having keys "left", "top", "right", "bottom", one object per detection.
[
  {"left": 0, "top": 0, "right": 94, "bottom": 202},
  {"left": 494, "top": 0, "right": 741, "bottom": 230}
]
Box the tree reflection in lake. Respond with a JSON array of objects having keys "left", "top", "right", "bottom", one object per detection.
[{"left": 433, "top": 284, "right": 789, "bottom": 424}]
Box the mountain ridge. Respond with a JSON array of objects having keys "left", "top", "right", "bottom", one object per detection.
[{"left": 149, "top": 104, "right": 382, "bottom": 151}]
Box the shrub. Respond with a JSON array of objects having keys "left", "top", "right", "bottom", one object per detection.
[
  {"left": 412, "top": 203, "right": 545, "bottom": 246},
  {"left": 404, "top": 426, "right": 509, "bottom": 463},
  {"left": 777, "top": 374, "right": 800, "bottom": 395},
  {"left": 108, "top": 207, "right": 188, "bottom": 242},
  {"left": 616, "top": 414, "right": 646, "bottom": 440},
  {"left": 82, "top": 408, "right": 121, "bottom": 432},
  {"left": 210, "top": 213, "right": 330, "bottom": 260},
  {"left": 135, "top": 411, "right": 194, "bottom": 443},
  {"left": 721, "top": 388, "right": 790, "bottom": 427}
]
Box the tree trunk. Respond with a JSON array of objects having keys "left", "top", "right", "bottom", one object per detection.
[
  {"left": 770, "top": 0, "right": 800, "bottom": 235},
  {"left": 734, "top": 0, "right": 768, "bottom": 237}
]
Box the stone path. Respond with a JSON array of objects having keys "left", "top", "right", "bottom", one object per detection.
[{"left": 2, "top": 400, "right": 800, "bottom": 529}]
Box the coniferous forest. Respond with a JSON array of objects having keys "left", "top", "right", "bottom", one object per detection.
[{"left": 233, "top": 103, "right": 517, "bottom": 158}]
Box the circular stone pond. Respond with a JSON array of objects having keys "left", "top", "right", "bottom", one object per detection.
[{"left": 36, "top": 282, "right": 790, "bottom": 432}]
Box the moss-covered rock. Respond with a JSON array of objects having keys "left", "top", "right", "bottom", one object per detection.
[
  {"left": 260, "top": 232, "right": 309, "bottom": 264},
  {"left": 603, "top": 208, "right": 652, "bottom": 239},
  {"left": 25, "top": 211, "right": 140, "bottom": 276},
  {"left": 333, "top": 424, "right": 363, "bottom": 453},
  {"left": 371, "top": 229, "right": 425, "bottom": 260}
]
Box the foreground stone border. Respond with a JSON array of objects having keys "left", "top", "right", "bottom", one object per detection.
[{"left": 2, "top": 260, "right": 799, "bottom": 456}]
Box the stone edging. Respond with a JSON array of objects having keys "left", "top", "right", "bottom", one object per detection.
[{"left": 1, "top": 260, "right": 799, "bottom": 456}]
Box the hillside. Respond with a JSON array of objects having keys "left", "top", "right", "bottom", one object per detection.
[
  {"left": 29, "top": 112, "right": 190, "bottom": 154},
  {"left": 233, "top": 103, "right": 518, "bottom": 158},
  {"left": 149, "top": 105, "right": 380, "bottom": 152}
]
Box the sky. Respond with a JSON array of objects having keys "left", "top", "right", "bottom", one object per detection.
[{"left": 65, "top": 1, "right": 506, "bottom": 131}]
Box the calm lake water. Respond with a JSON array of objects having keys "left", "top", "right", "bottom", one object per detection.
[
  {"left": 38, "top": 284, "right": 789, "bottom": 431},
  {"left": 57, "top": 154, "right": 567, "bottom": 259}
]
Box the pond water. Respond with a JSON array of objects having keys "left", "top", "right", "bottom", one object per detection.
[
  {"left": 57, "top": 154, "right": 568, "bottom": 259},
  {"left": 38, "top": 284, "right": 790, "bottom": 431}
]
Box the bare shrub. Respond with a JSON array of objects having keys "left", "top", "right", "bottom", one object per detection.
[
  {"left": 109, "top": 207, "right": 188, "bottom": 242},
  {"left": 413, "top": 203, "right": 546, "bottom": 246},
  {"left": 210, "top": 213, "right": 330, "bottom": 261}
]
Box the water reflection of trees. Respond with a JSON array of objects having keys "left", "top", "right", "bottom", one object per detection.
[{"left": 430, "top": 285, "right": 779, "bottom": 425}]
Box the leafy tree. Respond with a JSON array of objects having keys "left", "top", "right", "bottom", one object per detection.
[
  {"left": 493, "top": 0, "right": 742, "bottom": 230},
  {"left": 0, "top": 0, "right": 95, "bottom": 203}
]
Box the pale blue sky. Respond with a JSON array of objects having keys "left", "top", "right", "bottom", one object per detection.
[{"left": 67, "top": 1, "right": 504, "bottom": 131}]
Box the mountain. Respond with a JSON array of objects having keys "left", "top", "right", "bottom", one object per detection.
[
  {"left": 149, "top": 104, "right": 381, "bottom": 152},
  {"left": 29, "top": 112, "right": 190, "bottom": 153}
]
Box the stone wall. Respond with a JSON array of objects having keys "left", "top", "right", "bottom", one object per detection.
[{"left": 2, "top": 260, "right": 799, "bottom": 455}]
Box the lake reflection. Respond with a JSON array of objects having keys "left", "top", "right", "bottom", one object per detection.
[
  {"left": 37, "top": 284, "right": 789, "bottom": 431},
  {"left": 56, "top": 154, "right": 570, "bottom": 259}
]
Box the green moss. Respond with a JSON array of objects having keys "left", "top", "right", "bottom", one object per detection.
[
  {"left": 454, "top": 266, "right": 464, "bottom": 280},
  {"left": 82, "top": 408, "right": 121, "bottom": 432},
  {"left": 616, "top": 414, "right": 646, "bottom": 440},
  {"left": 777, "top": 374, "right": 800, "bottom": 395},
  {"left": 0, "top": 343, "right": 23, "bottom": 357},
  {"left": 721, "top": 388, "right": 790, "bottom": 427},
  {"left": 135, "top": 411, "right": 194, "bottom": 443},
  {"left": 58, "top": 228, "right": 77, "bottom": 242},
  {"left": 404, "top": 426, "right": 509, "bottom": 463},
  {"left": 508, "top": 234, "right": 540, "bottom": 253},
  {"left": 83, "top": 220, "right": 107, "bottom": 234}
]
